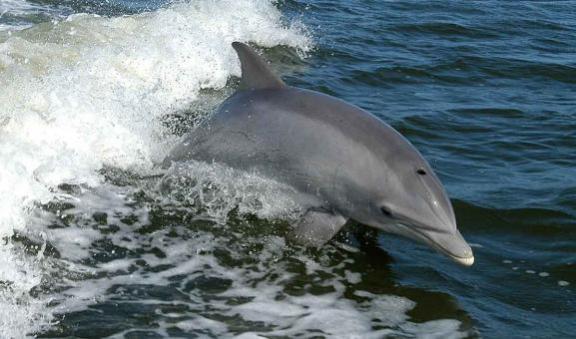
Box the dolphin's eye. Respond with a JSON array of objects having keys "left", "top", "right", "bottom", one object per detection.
[
  {"left": 416, "top": 168, "right": 427, "bottom": 175},
  {"left": 380, "top": 206, "right": 393, "bottom": 217}
]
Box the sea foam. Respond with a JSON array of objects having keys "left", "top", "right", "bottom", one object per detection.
[{"left": 0, "top": 0, "right": 309, "bottom": 335}]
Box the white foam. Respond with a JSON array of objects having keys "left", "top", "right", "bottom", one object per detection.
[
  {"left": 42, "top": 189, "right": 466, "bottom": 337},
  {"left": 160, "top": 161, "right": 306, "bottom": 222},
  {"left": 0, "top": 0, "right": 310, "bottom": 335}
]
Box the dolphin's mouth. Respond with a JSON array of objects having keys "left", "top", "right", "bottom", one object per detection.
[
  {"left": 396, "top": 223, "right": 475, "bottom": 266},
  {"left": 451, "top": 255, "right": 475, "bottom": 266}
]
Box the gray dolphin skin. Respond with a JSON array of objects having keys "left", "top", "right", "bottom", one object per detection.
[{"left": 164, "top": 42, "right": 474, "bottom": 266}]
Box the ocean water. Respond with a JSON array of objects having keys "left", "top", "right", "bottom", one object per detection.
[{"left": 0, "top": 0, "right": 574, "bottom": 337}]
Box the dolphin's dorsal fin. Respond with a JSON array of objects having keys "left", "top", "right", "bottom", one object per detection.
[{"left": 232, "top": 41, "right": 285, "bottom": 91}]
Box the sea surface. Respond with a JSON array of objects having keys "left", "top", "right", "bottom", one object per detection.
[{"left": 0, "top": 0, "right": 574, "bottom": 337}]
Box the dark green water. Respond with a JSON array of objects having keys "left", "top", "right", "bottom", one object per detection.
[{"left": 0, "top": 0, "right": 574, "bottom": 338}]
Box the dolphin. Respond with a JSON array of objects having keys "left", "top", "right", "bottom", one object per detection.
[{"left": 164, "top": 42, "right": 474, "bottom": 266}]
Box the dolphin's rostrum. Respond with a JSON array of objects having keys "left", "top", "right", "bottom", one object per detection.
[{"left": 165, "top": 42, "right": 474, "bottom": 266}]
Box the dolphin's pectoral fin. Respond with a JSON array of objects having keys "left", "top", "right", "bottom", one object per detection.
[
  {"left": 291, "top": 209, "right": 348, "bottom": 247},
  {"left": 231, "top": 42, "right": 286, "bottom": 91}
]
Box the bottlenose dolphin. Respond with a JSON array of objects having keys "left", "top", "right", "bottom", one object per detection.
[{"left": 164, "top": 42, "right": 474, "bottom": 266}]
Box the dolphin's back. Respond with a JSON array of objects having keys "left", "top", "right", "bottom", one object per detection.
[
  {"left": 166, "top": 41, "right": 419, "bottom": 190},
  {"left": 166, "top": 87, "right": 416, "bottom": 206}
]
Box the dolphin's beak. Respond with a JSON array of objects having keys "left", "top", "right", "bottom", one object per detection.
[
  {"left": 426, "top": 229, "right": 475, "bottom": 266},
  {"left": 453, "top": 255, "right": 475, "bottom": 266},
  {"left": 397, "top": 224, "right": 475, "bottom": 266}
]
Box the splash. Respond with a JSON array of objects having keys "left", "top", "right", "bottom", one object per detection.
[
  {"left": 27, "top": 178, "right": 466, "bottom": 338},
  {"left": 0, "top": 0, "right": 310, "bottom": 335}
]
